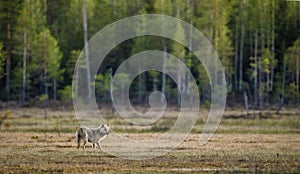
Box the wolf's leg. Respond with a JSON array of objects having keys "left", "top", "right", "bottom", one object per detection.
[
  {"left": 77, "top": 140, "right": 81, "bottom": 149},
  {"left": 76, "top": 137, "right": 81, "bottom": 149},
  {"left": 96, "top": 142, "right": 102, "bottom": 150},
  {"left": 83, "top": 140, "right": 87, "bottom": 149},
  {"left": 76, "top": 131, "right": 81, "bottom": 149},
  {"left": 92, "top": 143, "right": 95, "bottom": 149}
]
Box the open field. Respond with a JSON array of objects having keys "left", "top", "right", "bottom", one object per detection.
[
  {"left": 0, "top": 107, "right": 299, "bottom": 173},
  {"left": 0, "top": 133, "right": 299, "bottom": 173}
]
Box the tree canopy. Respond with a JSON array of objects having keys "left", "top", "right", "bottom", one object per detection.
[{"left": 0, "top": 0, "right": 299, "bottom": 108}]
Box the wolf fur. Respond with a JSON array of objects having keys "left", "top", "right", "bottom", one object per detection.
[{"left": 76, "top": 124, "right": 110, "bottom": 150}]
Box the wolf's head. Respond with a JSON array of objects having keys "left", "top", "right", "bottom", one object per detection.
[{"left": 99, "top": 124, "right": 110, "bottom": 135}]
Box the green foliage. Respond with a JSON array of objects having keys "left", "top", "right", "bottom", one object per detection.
[
  {"left": 113, "top": 73, "right": 130, "bottom": 87},
  {"left": 154, "top": 0, "right": 172, "bottom": 15},
  {"left": 0, "top": 42, "right": 6, "bottom": 79},
  {"left": 285, "top": 38, "right": 300, "bottom": 75},
  {"left": 38, "top": 94, "right": 48, "bottom": 102},
  {"left": 286, "top": 83, "right": 300, "bottom": 104},
  {"left": 94, "top": 72, "right": 111, "bottom": 103},
  {"left": 14, "top": 0, "right": 46, "bottom": 53},
  {"left": 197, "top": 63, "right": 210, "bottom": 101},
  {"left": 65, "top": 50, "right": 80, "bottom": 82},
  {"left": 0, "top": 0, "right": 299, "bottom": 106},
  {"left": 285, "top": 37, "right": 300, "bottom": 102},
  {"left": 172, "top": 22, "right": 186, "bottom": 58},
  {"left": 261, "top": 48, "right": 274, "bottom": 74},
  {"left": 58, "top": 85, "right": 72, "bottom": 102},
  {"left": 32, "top": 28, "right": 63, "bottom": 80}
]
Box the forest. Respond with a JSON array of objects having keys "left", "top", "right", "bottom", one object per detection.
[
  {"left": 0, "top": 0, "right": 299, "bottom": 110},
  {"left": 0, "top": 1, "right": 299, "bottom": 173}
]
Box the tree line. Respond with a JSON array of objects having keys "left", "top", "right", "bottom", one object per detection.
[{"left": 0, "top": 0, "right": 299, "bottom": 110}]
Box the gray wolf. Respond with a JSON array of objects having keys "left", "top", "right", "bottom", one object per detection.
[{"left": 76, "top": 124, "right": 110, "bottom": 150}]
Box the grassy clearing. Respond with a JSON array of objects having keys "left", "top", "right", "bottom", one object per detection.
[
  {"left": 1, "top": 107, "right": 299, "bottom": 134},
  {"left": 0, "top": 132, "right": 298, "bottom": 173},
  {"left": 0, "top": 107, "right": 299, "bottom": 173}
]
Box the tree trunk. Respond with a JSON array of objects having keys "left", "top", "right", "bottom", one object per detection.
[
  {"left": 109, "top": 68, "right": 114, "bottom": 115},
  {"left": 259, "top": 2, "right": 265, "bottom": 117},
  {"left": 138, "top": 72, "right": 143, "bottom": 103},
  {"left": 234, "top": 22, "right": 239, "bottom": 90},
  {"left": 296, "top": 53, "right": 299, "bottom": 96},
  {"left": 266, "top": 2, "right": 272, "bottom": 105},
  {"left": 112, "top": 0, "right": 116, "bottom": 17},
  {"left": 244, "top": 91, "right": 249, "bottom": 115},
  {"left": 259, "top": 66, "right": 263, "bottom": 117},
  {"left": 181, "top": 61, "right": 186, "bottom": 97},
  {"left": 177, "top": 58, "right": 182, "bottom": 107},
  {"left": 270, "top": 0, "right": 275, "bottom": 92},
  {"left": 239, "top": 22, "right": 244, "bottom": 90},
  {"left": 153, "top": 74, "right": 157, "bottom": 92},
  {"left": 44, "top": 31, "right": 48, "bottom": 99},
  {"left": 277, "top": 55, "right": 286, "bottom": 114},
  {"left": 161, "top": 46, "right": 166, "bottom": 104},
  {"left": 44, "top": 70, "right": 48, "bottom": 98},
  {"left": 266, "top": 67, "right": 270, "bottom": 105},
  {"left": 53, "top": 79, "right": 57, "bottom": 101},
  {"left": 5, "top": 22, "right": 11, "bottom": 94},
  {"left": 187, "top": 19, "right": 193, "bottom": 105},
  {"left": 22, "top": 32, "right": 27, "bottom": 105},
  {"left": 82, "top": 0, "right": 92, "bottom": 104},
  {"left": 138, "top": 16, "right": 146, "bottom": 104},
  {"left": 254, "top": 29, "right": 258, "bottom": 107}
]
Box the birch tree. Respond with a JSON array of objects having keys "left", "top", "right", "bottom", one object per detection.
[
  {"left": 82, "top": 0, "right": 92, "bottom": 103},
  {"left": 171, "top": 21, "right": 186, "bottom": 106},
  {"left": 154, "top": 0, "right": 172, "bottom": 104},
  {"left": 238, "top": 0, "right": 245, "bottom": 90}
]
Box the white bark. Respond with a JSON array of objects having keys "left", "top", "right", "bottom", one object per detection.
[
  {"left": 82, "top": 0, "right": 92, "bottom": 103},
  {"left": 270, "top": 0, "right": 275, "bottom": 91},
  {"left": 177, "top": 58, "right": 182, "bottom": 106},
  {"left": 239, "top": 22, "right": 244, "bottom": 90},
  {"left": 22, "top": 32, "right": 27, "bottom": 104},
  {"left": 234, "top": 22, "right": 239, "bottom": 90},
  {"left": 254, "top": 29, "right": 258, "bottom": 107},
  {"left": 244, "top": 91, "right": 249, "bottom": 115},
  {"left": 161, "top": 46, "right": 166, "bottom": 104}
]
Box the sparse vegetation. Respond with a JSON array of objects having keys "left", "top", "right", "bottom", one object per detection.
[
  {"left": 0, "top": 109, "right": 11, "bottom": 128},
  {"left": 0, "top": 107, "right": 298, "bottom": 173}
]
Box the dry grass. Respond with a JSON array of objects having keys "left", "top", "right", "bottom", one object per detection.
[
  {"left": 0, "top": 132, "right": 299, "bottom": 173},
  {"left": 0, "top": 107, "right": 299, "bottom": 173}
]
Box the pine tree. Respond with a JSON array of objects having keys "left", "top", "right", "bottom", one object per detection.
[
  {"left": 14, "top": 0, "right": 46, "bottom": 104},
  {"left": 32, "top": 28, "right": 63, "bottom": 100},
  {"left": 0, "top": 0, "right": 22, "bottom": 94}
]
